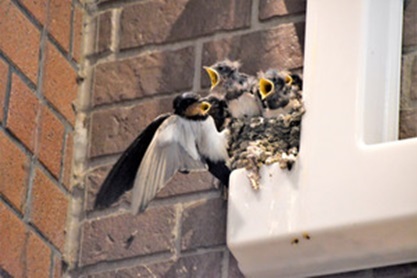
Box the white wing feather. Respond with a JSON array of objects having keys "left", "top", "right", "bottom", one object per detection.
[{"left": 131, "top": 116, "right": 207, "bottom": 214}]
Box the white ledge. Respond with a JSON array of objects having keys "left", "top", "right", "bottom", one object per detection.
[{"left": 227, "top": 0, "right": 417, "bottom": 277}]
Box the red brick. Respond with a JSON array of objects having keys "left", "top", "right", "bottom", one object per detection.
[
  {"left": 38, "top": 106, "right": 65, "bottom": 178},
  {"left": 7, "top": 74, "right": 40, "bottom": 152},
  {"left": 72, "top": 5, "right": 84, "bottom": 62},
  {"left": 20, "top": 0, "right": 48, "bottom": 25},
  {"left": 0, "top": 131, "right": 30, "bottom": 213},
  {"left": 93, "top": 47, "right": 194, "bottom": 106},
  {"left": 0, "top": 1, "right": 40, "bottom": 83},
  {"left": 403, "top": 0, "right": 417, "bottom": 47},
  {"left": 259, "top": 0, "right": 306, "bottom": 21},
  {"left": 0, "top": 59, "right": 8, "bottom": 124},
  {"left": 399, "top": 109, "right": 417, "bottom": 139},
  {"left": 89, "top": 252, "right": 224, "bottom": 277},
  {"left": 89, "top": 96, "right": 174, "bottom": 157},
  {"left": 97, "top": 11, "right": 112, "bottom": 53},
  {"left": 43, "top": 42, "right": 77, "bottom": 124},
  {"left": 181, "top": 198, "right": 227, "bottom": 250},
  {"left": 30, "top": 168, "right": 69, "bottom": 251},
  {"left": 62, "top": 132, "right": 73, "bottom": 190},
  {"left": 0, "top": 202, "right": 51, "bottom": 277},
  {"left": 80, "top": 206, "right": 176, "bottom": 266},
  {"left": 202, "top": 22, "right": 305, "bottom": 86},
  {"left": 119, "top": 0, "right": 251, "bottom": 49},
  {"left": 49, "top": 0, "right": 72, "bottom": 51}
]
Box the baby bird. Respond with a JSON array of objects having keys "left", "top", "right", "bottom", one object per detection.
[
  {"left": 204, "top": 59, "right": 263, "bottom": 120},
  {"left": 258, "top": 69, "right": 303, "bottom": 118}
]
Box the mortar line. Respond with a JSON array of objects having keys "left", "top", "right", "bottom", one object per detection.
[
  {"left": 87, "top": 13, "right": 306, "bottom": 66},
  {"left": 180, "top": 244, "right": 227, "bottom": 257},
  {"left": 58, "top": 127, "right": 72, "bottom": 186},
  {"left": 69, "top": 0, "right": 76, "bottom": 58},
  {"left": 49, "top": 251, "right": 55, "bottom": 278},
  {"left": 193, "top": 42, "right": 203, "bottom": 92},
  {"left": 111, "top": 8, "right": 122, "bottom": 53},
  {"left": 221, "top": 249, "right": 230, "bottom": 278},
  {"left": 90, "top": 90, "right": 182, "bottom": 112},
  {"left": 85, "top": 190, "right": 221, "bottom": 221},
  {"left": 11, "top": 0, "right": 44, "bottom": 30},
  {"left": 173, "top": 203, "right": 183, "bottom": 259},
  {"left": 0, "top": 195, "right": 24, "bottom": 219},
  {"left": 251, "top": 0, "right": 261, "bottom": 29},
  {"left": 36, "top": 0, "right": 50, "bottom": 99},
  {"left": 63, "top": 5, "right": 98, "bottom": 272},
  {"left": 34, "top": 159, "right": 71, "bottom": 196},
  {"left": 0, "top": 51, "right": 37, "bottom": 91},
  {"left": 2, "top": 63, "right": 12, "bottom": 126},
  {"left": 73, "top": 251, "right": 173, "bottom": 276}
]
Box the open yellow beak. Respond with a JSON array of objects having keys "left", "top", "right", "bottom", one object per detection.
[
  {"left": 285, "top": 74, "right": 293, "bottom": 85},
  {"left": 259, "top": 78, "right": 275, "bottom": 100},
  {"left": 204, "top": 66, "right": 220, "bottom": 90},
  {"left": 199, "top": 101, "right": 212, "bottom": 115}
]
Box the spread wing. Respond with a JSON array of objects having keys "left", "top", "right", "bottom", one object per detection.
[
  {"left": 131, "top": 116, "right": 207, "bottom": 214},
  {"left": 94, "top": 113, "right": 171, "bottom": 209}
]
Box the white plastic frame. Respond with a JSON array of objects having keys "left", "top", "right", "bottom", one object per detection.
[{"left": 227, "top": 0, "right": 417, "bottom": 277}]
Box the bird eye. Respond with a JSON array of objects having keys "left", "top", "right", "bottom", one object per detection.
[{"left": 218, "top": 66, "right": 224, "bottom": 71}]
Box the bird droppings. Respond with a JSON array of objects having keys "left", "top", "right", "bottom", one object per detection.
[
  {"left": 303, "top": 233, "right": 311, "bottom": 240},
  {"left": 228, "top": 82, "right": 305, "bottom": 190},
  {"left": 291, "top": 238, "right": 299, "bottom": 245}
]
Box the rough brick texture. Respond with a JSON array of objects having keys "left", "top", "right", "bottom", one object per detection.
[
  {"left": 119, "top": 0, "right": 251, "bottom": 49},
  {"left": 0, "top": 202, "right": 51, "bottom": 277},
  {"left": 97, "top": 11, "right": 112, "bottom": 53},
  {"left": 93, "top": 47, "right": 194, "bottom": 106},
  {"left": 30, "top": 168, "right": 69, "bottom": 251},
  {"left": 0, "top": 0, "right": 80, "bottom": 276},
  {"left": 90, "top": 251, "right": 224, "bottom": 277},
  {"left": 85, "top": 165, "right": 214, "bottom": 212},
  {"left": 80, "top": 206, "right": 176, "bottom": 266},
  {"left": 20, "top": 0, "right": 48, "bottom": 25},
  {"left": 0, "top": 1, "right": 40, "bottom": 84},
  {"left": 49, "top": 0, "right": 72, "bottom": 51},
  {"left": 201, "top": 22, "right": 305, "bottom": 87},
  {"left": 63, "top": 0, "right": 417, "bottom": 277},
  {"left": 259, "top": 0, "right": 307, "bottom": 21},
  {"left": 43, "top": 42, "right": 78, "bottom": 124},
  {"left": 7, "top": 74, "right": 40, "bottom": 152},
  {"left": 0, "top": 131, "right": 29, "bottom": 213},
  {"left": 403, "top": 0, "right": 417, "bottom": 48},
  {"left": 38, "top": 106, "right": 65, "bottom": 178},
  {"left": 89, "top": 96, "right": 175, "bottom": 157},
  {"left": 181, "top": 198, "right": 227, "bottom": 250},
  {"left": 0, "top": 59, "right": 8, "bottom": 123}
]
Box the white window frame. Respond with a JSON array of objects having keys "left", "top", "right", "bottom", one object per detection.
[{"left": 227, "top": 0, "right": 417, "bottom": 277}]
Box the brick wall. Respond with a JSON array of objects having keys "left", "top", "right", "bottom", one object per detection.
[
  {"left": 64, "top": 0, "right": 417, "bottom": 277},
  {"left": 1, "top": 0, "right": 416, "bottom": 277},
  {"left": 0, "top": 0, "right": 82, "bottom": 277}
]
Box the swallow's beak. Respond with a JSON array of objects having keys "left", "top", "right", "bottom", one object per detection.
[
  {"left": 199, "top": 101, "right": 212, "bottom": 115},
  {"left": 259, "top": 78, "right": 275, "bottom": 100},
  {"left": 204, "top": 66, "right": 220, "bottom": 90},
  {"left": 285, "top": 74, "right": 293, "bottom": 85}
]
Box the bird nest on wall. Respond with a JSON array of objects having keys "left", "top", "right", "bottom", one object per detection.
[{"left": 204, "top": 60, "right": 305, "bottom": 190}]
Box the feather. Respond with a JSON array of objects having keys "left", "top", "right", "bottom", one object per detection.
[{"left": 94, "top": 113, "right": 170, "bottom": 209}]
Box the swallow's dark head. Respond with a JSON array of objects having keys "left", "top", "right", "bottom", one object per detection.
[
  {"left": 259, "top": 69, "right": 293, "bottom": 101},
  {"left": 204, "top": 59, "right": 241, "bottom": 90},
  {"left": 173, "top": 92, "right": 212, "bottom": 120}
]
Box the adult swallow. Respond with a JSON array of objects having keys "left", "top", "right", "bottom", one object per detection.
[
  {"left": 94, "top": 92, "right": 231, "bottom": 214},
  {"left": 204, "top": 59, "right": 263, "bottom": 119},
  {"left": 258, "top": 69, "right": 303, "bottom": 118}
]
